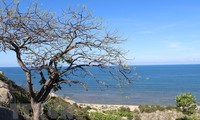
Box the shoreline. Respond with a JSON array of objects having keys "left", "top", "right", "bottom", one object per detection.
[
  {"left": 2, "top": 65, "right": 200, "bottom": 106},
  {"left": 77, "top": 103, "right": 139, "bottom": 111},
  {"left": 53, "top": 93, "right": 139, "bottom": 111}
]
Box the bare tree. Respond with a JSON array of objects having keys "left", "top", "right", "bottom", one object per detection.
[{"left": 0, "top": 1, "right": 132, "bottom": 120}]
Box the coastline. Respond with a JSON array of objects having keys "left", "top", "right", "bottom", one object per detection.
[
  {"left": 77, "top": 103, "right": 139, "bottom": 111},
  {"left": 1, "top": 65, "right": 200, "bottom": 105},
  {"left": 59, "top": 93, "right": 139, "bottom": 111}
]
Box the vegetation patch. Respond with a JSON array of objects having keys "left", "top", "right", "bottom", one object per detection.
[
  {"left": 138, "top": 105, "right": 176, "bottom": 113},
  {"left": 176, "top": 93, "right": 197, "bottom": 115},
  {"left": 12, "top": 90, "right": 30, "bottom": 104},
  {"left": 176, "top": 116, "right": 200, "bottom": 120},
  {"left": 42, "top": 96, "right": 89, "bottom": 120},
  {"left": 89, "top": 107, "right": 133, "bottom": 120}
]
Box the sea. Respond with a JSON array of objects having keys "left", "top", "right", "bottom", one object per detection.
[{"left": 0, "top": 64, "right": 200, "bottom": 105}]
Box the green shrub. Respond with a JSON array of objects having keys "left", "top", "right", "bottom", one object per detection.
[
  {"left": 75, "top": 110, "right": 90, "bottom": 120},
  {"left": 155, "top": 105, "right": 165, "bottom": 111},
  {"left": 138, "top": 105, "right": 150, "bottom": 113},
  {"left": 117, "top": 107, "right": 132, "bottom": 119},
  {"left": 176, "top": 93, "right": 197, "bottom": 115},
  {"left": 82, "top": 106, "right": 92, "bottom": 112},
  {"left": 176, "top": 116, "right": 200, "bottom": 120},
  {"left": 133, "top": 109, "right": 140, "bottom": 114},
  {"left": 89, "top": 112, "right": 119, "bottom": 120},
  {"left": 132, "top": 109, "right": 141, "bottom": 120},
  {"left": 12, "top": 90, "right": 30, "bottom": 103},
  {"left": 0, "top": 74, "right": 6, "bottom": 80},
  {"left": 138, "top": 105, "right": 166, "bottom": 113},
  {"left": 166, "top": 105, "right": 176, "bottom": 110},
  {"left": 118, "top": 106, "right": 131, "bottom": 112},
  {"left": 43, "top": 97, "right": 89, "bottom": 120},
  {"left": 89, "top": 107, "right": 133, "bottom": 120},
  {"left": 133, "top": 114, "right": 141, "bottom": 120}
]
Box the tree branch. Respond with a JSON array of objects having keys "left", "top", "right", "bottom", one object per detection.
[{"left": 59, "top": 79, "right": 88, "bottom": 91}]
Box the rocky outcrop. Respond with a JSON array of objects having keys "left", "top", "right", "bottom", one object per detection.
[{"left": 0, "top": 79, "right": 13, "bottom": 107}]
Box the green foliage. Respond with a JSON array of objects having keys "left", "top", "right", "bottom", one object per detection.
[
  {"left": 132, "top": 109, "right": 141, "bottom": 120},
  {"left": 176, "top": 93, "right": 197, "bottom": 115},
  {"left": 138, "top": 105, "right": 167, "bottom": 113},
  {"left": 89, "top": 112, "right": 119, "bottom": 120},
  {"left": 0, "top": 73, "right": 7, "bottom": 81},
  {"left": 134, "top": 115, "right": 141, "bottom": 120},
  {"left": 82, "top": 106, "right": 92, "bottom": 113},
  {"left": 43, "top": 97, "right": 89, "bottom": 120},
  {"left": 0, "top": 73, "right": 29, "bottom": 102},
  {"left": 176, "top": 116, "right": 200, "bottom": 120},
  {"left": 89, "top": 107, "right": 133, "bottom": 120},
  {"left": 117, "top": 107, "right": 133, "bottom": 119},
  {"left": 12, "top": 90, "right": 30, "bottom": 103},
  {"left": 74, "top": 110, "right": 90, "bottom": 120},
  {"left": 43, "top": 97, "right": 70, "bottom": 119},
  {"left": 118, "top": 106, "right": 131, "bottom": 112},
  {"left": 166, "top": 105, "right": 177, "bottom": 110}
]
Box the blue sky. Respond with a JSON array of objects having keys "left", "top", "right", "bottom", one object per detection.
[{"left": 1, "top": 0, "right": 200, "bottom": 66}]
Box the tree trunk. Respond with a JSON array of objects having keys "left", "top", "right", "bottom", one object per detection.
[{"left": 31, "top": 99, "right": 41, "bottom": 120}]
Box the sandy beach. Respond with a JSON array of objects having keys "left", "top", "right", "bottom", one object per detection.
[
  {"left": 77, "top": 103, "right": 139, "bottom": 111},
  {"left": 50, "top": 93, "right": 139, "bottom": 111}
]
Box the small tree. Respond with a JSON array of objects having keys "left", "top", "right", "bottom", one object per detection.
[
  {"left": 0, "top": 1, "right": 132, "bottom": 120},
  {"left": 176, "top": 93, "right": 197, "bottom": 115}
]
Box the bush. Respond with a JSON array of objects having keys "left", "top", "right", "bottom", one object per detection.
[
  {"left": 132, "top": 109, "right": 141, "bottom": 120},
  {"left": 133, "top": 114, "right": 141, "bottom": 120},
  {"left": 118, "top": 106, "right": 131, "bottom": 112},
  {"left": 12, "top": 90, "right": 30, "bottom": 103},
  {"left": 176, "top": 93, "right": 197, "bottom": 115},
  {"left": 117, "top": 107, "right": 133, "bottom": 119},
  {"left": 82, "top": 106, "right": 92, "bottom": 112},
  {"left": 176, "top": 116, "right": 200, "bottom": 120},
  {"left": 166, "top": 105, "right": 176, "bottom": 110},
  {"left": 89, "top": 107, "right": 133, "bottom": 120},
  {"left": 42, "top": 97, "right": 89, "bottom": 120},
  {"left": 89, "top": 112, "right": 119, "bottom": 120},
  {"left": 138, "top": 105, "right": 166, "bottom": 113}
]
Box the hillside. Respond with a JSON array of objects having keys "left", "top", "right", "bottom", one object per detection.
[{"left": 0, "top": 71, "right": 88, "bottom": 120}]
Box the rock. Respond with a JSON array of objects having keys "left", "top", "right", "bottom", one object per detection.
[
  {"left": 0, "top": 80, "right": 13, "bottom": 107},
  {"left": 0, "top": 71, "right": 3, "bottom": 75}
]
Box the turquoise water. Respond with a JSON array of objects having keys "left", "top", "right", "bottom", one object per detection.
[{"left": 1, "top": 64, "right": 200, "bottom": 105}]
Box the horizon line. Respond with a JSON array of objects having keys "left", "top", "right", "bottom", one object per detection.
[{"left": 0, "top": 63, "right": 200, "bottom": 67}]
